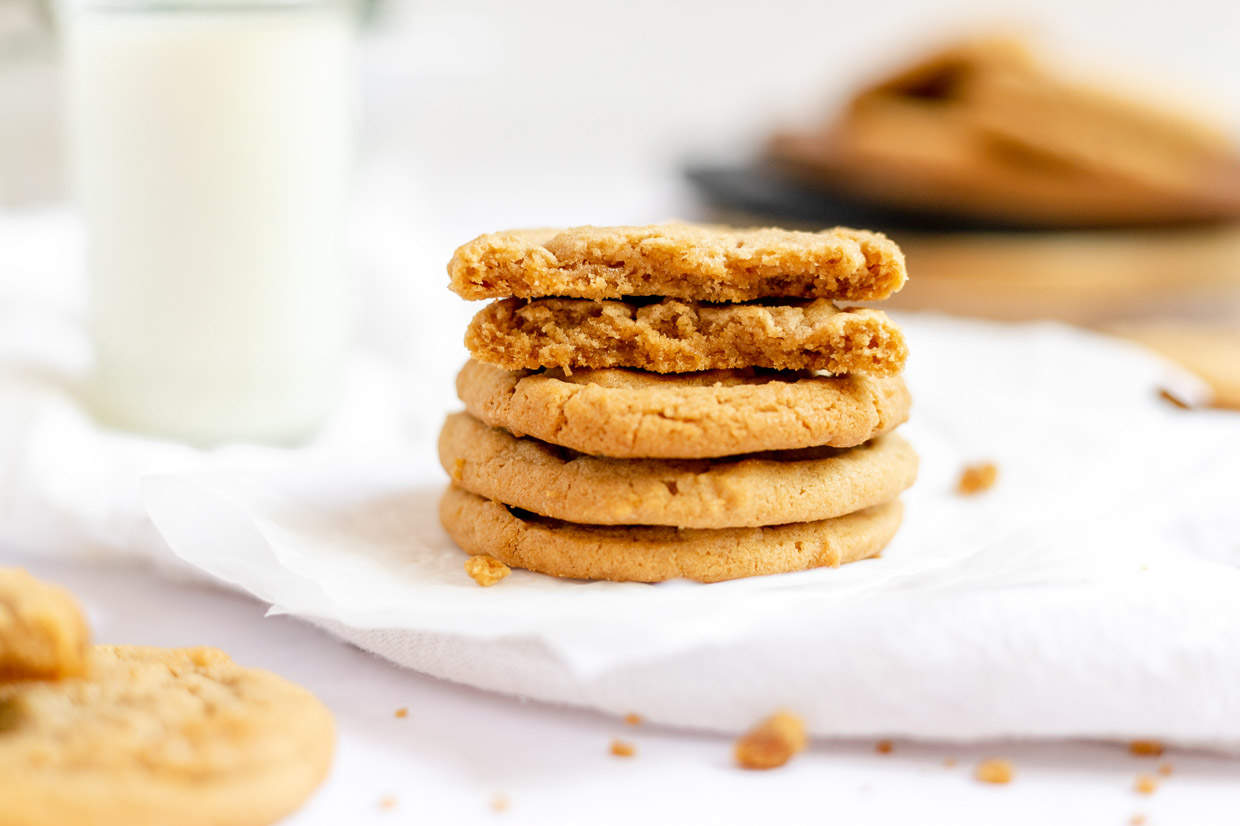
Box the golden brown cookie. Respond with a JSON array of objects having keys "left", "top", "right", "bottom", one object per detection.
[
  {"left": 447, "top": 223, "right": 906, "bottom": 302},
  {"left": 858, "top": 33, "right": 1037, "bottom": 101},
  {"left": 456, "top": 360, "right": 910, "bottom": 459},
  {"left": 768, "top": 35, "right": 1240, "bottom": 227},
  {"left": 0, "top": 645, "right": 334, "bottom": 826},
  {"left": 770, "top": 94, "right": 1222, "bottom": 228},
  {"left": 1107, "top": 322, "right": 1240, "bottom": 409},
  {"left": 438, "top": 412, "right": 918, "bottom": 528},
  {"left": 0, "top": 568, "right": 90, "bottom": 681},
  {"left": 966, "top": 63, "right": 1240, "bottom": 213},
  {"left": 439, "top": 486, "right": 903, "bottom": 583},
  {"left": 465, "top": 297, "right": 907, "bottom": 375}
]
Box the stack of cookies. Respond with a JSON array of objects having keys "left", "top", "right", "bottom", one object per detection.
[{"left": 438, "top": 223, "right": 917, "bottom": 583}]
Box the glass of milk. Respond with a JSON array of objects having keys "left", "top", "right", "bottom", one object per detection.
[{"left": 64, "top": 0, "right": 355, "bottom": 445}]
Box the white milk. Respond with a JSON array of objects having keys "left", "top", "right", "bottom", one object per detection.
[{"left": 65, "top": 1, "right": 353, "bottom": 444}]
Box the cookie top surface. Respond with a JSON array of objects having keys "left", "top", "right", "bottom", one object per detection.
[
  {"left": 439, "top": 412, "right": 917, "bottom": 528},
  {"left": 0, "top": 568, "right": 90, "bottom": 681},
  {"left": 439, "top": 486, "right": 903, "bottom": 583},
  {"left": 456, "top": 359, "right": 910, "bottom": 459},
  {"left": 0, "top": 645, "right": 334, "bottom": 826},
  {"left": 465, "top": 297, "right": 908, "bottom": 375},
  {"left": 447, "top": 223, "right": 907, "bottom": 302}
]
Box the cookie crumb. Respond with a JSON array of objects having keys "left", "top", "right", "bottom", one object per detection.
[
  {"left": 1135, "top": 774, "right": 1159, "bottom": 795},
  {"left": 957, "top": 462, "right": 998, "bottom": 495},
  {"left": 943, "top": 757, "right": 957, "bottom": 768},
  {"left": 734, "top": 710, "right": 807, "bottom": 770},
  {"left": 624, "top": 712, "right": 643, "bottom": 726},
  {"left": 1130, "top": 815, "right": 1147, "bottom": 826},
  {"left": 465, "top": 555, "right": 510, "bottom": 586},
  {"left": 974, "top": 758, "right": 1013, "bottom": 784},
  {"left": 1157, "top": 762, "right": 1174, "bottom": 776},
  {"left": 875, "top": 739, "right": 893, "bottom": 754},
  {"left": 378, "top": 795, "right": 397, "bottom": 811},
  {"left": 610, "top": 739, "right": 636, "bottom": 758},
  {"left": 490, "top": 793, "right": 510, "bottom": 813},
  {"left": 1129, "top": 740, "right": 1164, "bottom": 757},
  {"left": 394, "top": 707, "right": 408, "bottom": 719},
  {"left": 1158, "top": 387, "right": 1192, "bottom": 410},
  {"left": 451, "top": 457, "right": 467, "bottom": 481}
]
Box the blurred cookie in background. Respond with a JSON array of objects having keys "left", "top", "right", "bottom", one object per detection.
[
  {"left": 766, "top": 33, "right": 1240, "bottom": 228},
  {"left": 686, "top": 31, "right": 1240, "bottom": 408},
  {"left": 1106, "top": 322, "right": 1240, "bottom": 410}
]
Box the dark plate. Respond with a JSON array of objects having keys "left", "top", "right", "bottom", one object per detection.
[{"left": 684, "top": 160, "right": 1130, "bottom": 235}]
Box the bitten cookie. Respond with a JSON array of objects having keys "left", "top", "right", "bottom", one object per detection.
[
  {"left": 439, "top": 412, "right": 918, "bottom": 528},
  {"left": 456, "top": 359, "right": 911, "bottom": 459},
  {"left": 448, "top": 223, "right": 906, "bottom": 302},
  {"left": 439, "top": 486, "right": 903, "bottom": 583},
  {"left": 465, "top": 297, "right": 908, "bottom": 375},
  {"left": 0, "top": 568, "right": 90, "bottom": 681},
  {"left": 0, "top": 645, "right": 334, "bottom": 826}
]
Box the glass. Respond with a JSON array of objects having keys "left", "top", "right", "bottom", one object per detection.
[{"left": 63, "top": 0, "right": 356, "bottom": 444}]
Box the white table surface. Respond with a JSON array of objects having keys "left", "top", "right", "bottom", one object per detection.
[{"left": 7, "top": 550, "right": 1238, "bottom": 826}]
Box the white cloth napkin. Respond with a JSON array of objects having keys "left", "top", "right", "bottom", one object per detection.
[{"left": 4, "top": 209, "right": 1240, "bottom": 745}]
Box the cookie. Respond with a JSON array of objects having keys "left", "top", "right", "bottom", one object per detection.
[
  {"left": 0, "top": 645, "right": 334, "bottom": 826},
  {"left": 439, "top": 486, "right": 903, "bottom": 583},
  {"left": 439, "top": 412, "right": 918, "bottom": 528},
  {"left": 966, "top": 64, "right": 1240, "bottom": 215},
  {"left": 0, "top": 568, "right": 90, "bottom": 681},
  {"left": 770, "top": 96, "right": 1206, "bottom": 228},
  {"left": 857, "top": 34, "right": 1037, "bottom": 101},
  {"left": 465, "top": 297, "right": 907, "bottom": 375},
  {"left": 447, "top": 223, "right": 906, "bottom": 302},
  {"left": 1107, "top": 322, "right": 1240, "bottom": 410},
  {"left": 767, "top": 35, "right": 1240, "bottom": 227},
  {"left": 456, "top": 359, "right": 911, "bottom": 459}
]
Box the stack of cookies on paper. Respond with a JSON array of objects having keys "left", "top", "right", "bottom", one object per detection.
[{"left": 438, "top": 224, "right": 917, "bottom": 583}]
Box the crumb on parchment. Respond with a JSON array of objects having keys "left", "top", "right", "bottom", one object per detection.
[
  {"left": 624, "top": 713, "right": 643, "bottom": 726},
  {"left": 1157, "top": 762, "right": 1174, "bottom": 776},
  {"left": 610, "top": 739, "right": 636, "bottom": 758},
  {"left": 1158, "top": 387, "right": 1192, "bottom": 409},
  {"left": 974, "top": 758, "right": 1014, "bottom": 784},
  {"left": 1130, "top": 815, "right": 1147, "bottom": 825},
  {"left": 1129, "top": 740, "right": 1164, "bottom": 757},
  {"left": 490, "top": 793, "right": 510, "bottom": 813},
  {"left": 465, "top": 555, "right": 511, "bottom": 586},
  {"left": 735, "top": 710, "right": 807, "bottom": 770},
  {"left": 394, "top": 707, "right": 408, "bottom": 719},
  {"left": 875, "top": 739, "right": 893, "bottom": 754},
  {"left": 1135, "top": 774, "right": 1159, "bottom": 795},
  {"left": 378, "top": 795, "right": 397, "bottom": 811},
  {"left": 943, "top": 757, "right": 957, "bottom": 767},
  {"left": 957, "top": 462, "right": 998, "bottom": 495}
]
